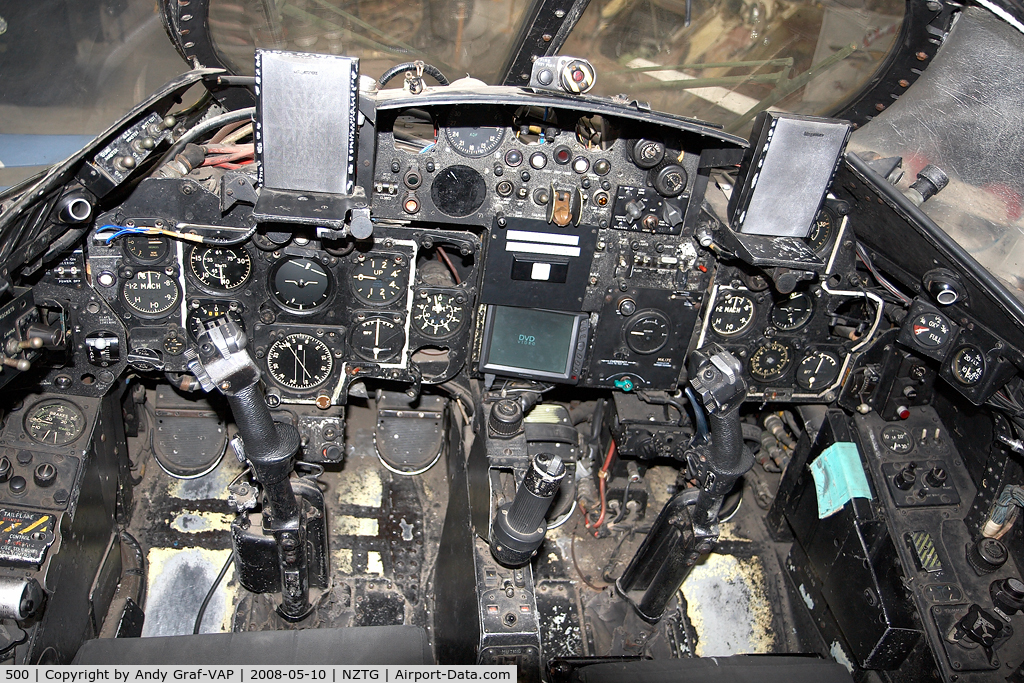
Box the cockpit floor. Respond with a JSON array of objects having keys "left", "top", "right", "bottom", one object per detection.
[{"left": 125, "top": 398, "right": 812, "bottom": 662}]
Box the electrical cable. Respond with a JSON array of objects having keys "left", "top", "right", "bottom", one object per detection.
[
  {"left": 820, "top": 280, "right": 885, "bottom": 352},
  {"left": 856, "top": 242, "right": 912, "bottom": 305},
  {"left": 436, "top": 246, "right": 461, "bottom": 284},
  {"left": 586, "top": 439, "right": 617, "bottom": 534},
  {"left": 162, "top": 108, "right": 256, "bottom": 168},
  {"left": 193, "top": 552, "right": 234, "bottom": 634},
  {"left": 606, "top": 481, "right": 630, "bottom": 524},
  {"left": 378, "top": 62, "right": 450, "bottom": 87}
]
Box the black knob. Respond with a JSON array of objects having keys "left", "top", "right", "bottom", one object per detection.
[
  {"left": 925, "top": 466, "right": 947, "bottom": 488},
  {"left": 0, "top": 457, "right": 11, "bottom": 483},
  {"left": 8, "top": 476, "right": 26, "bottom": 495},
  {"left": 488, "top": 399, "right": 524, "bottom": 438},
  {"left": 967, "top": 537, "right": 1008, "bottom": 574},
  {"left": 34, "top": 463, "right": 56, "bottom": 487},
  {"left": 991, "top": 577, "right": 1024, "bottom": 615},
  {"left": 630, "top": 139, "right": 665, "bottom": 169},
  {"left": 894, "top": 462, "right": 918, "bottom": 490},
  {"left": 16, "top": 451, "right": 32, "bottom": 465},
  {"left": 910, "top": 164, "right": 949, "bottom": 203}
]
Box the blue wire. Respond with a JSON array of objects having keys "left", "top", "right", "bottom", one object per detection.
[{"left": 96, "top": 224, "right": 147, "bottom": 244}]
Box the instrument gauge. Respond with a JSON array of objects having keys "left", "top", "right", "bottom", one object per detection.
[
  {"left": 188, "top": 246, "right": 252, "bottom": 291},
  {"left": 881, "top": 425, "right": 914, "bottom": 454},
  {"left": 351, "top": 317, "right": 406, "bottom": 363},
  {"left": 796, "top": 350, "right": 840, "bottom": 391},
  {"left": 269, "top": 257, "right": 332, "bottom": 312},
  {"left": 122, "top": 270, "right": 181, "bottom": 317},
  {"left": 807, "top": 206, "right": 838, "bottom": 254},
  {"left": 951, "top": 345, "right": 986, "bottom": 386},
  {"left": 771, "top": 292, "right": 814, "bottom": 332},
  {"left": 624, "top": 311, "right": 671, "bottom": 355},
  {"left": 266, "top": 333, "right": 334, "bottom": 391},
  {"left": 749, "top": 340, "right": 793, "bottom": 383},
  {"left": 122, "top": 235, "right": 168, "bottom": 264},
  {"left": 710, "top": 292, "right": 756, "bottom": 337},
  {"left": 187, "top": 301, "right": 244, "bottom": 340},
  {"left": 351, "top": 256, "right": 408, "bottom": 306},
  {"left": 25, "top": 399, "right": 85, "bottom": 447},
  {"left": 413, "top": 292, "right": 466, "bottom": 339},
  {"left": 444, "top": 107, "right": 506, "bottom": 157},
  {"left": 910, "top": 312, "right": 952, "bottom": 348}
]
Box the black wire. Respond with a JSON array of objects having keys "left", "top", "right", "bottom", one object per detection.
[
  {"left": 612, "top": 480, "right": 632, "bottom": 524},
  {"left": 378, "top": 62, "right": 450, "bottom": 87},
  {"left": 193, "top": 553, "right": 234, "bottom": 635}
]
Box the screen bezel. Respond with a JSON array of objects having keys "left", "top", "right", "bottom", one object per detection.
[{"left": 478, "top": 305, "right": 586, "bottom": 383}]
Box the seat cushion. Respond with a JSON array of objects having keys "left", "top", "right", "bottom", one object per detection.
[{"left": 73, "top": 625, "right": 433, "bottom": 665}]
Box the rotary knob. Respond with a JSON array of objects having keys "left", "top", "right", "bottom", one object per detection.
[{"left": 488, "top": 399, "right": 524, "bottom": 438}]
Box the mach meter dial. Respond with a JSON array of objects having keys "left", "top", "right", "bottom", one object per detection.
[
  {"left": 25, "top": 399, "right": 85, "bottom": 446},
  {"left": 351, "top": 317, "right": 406, "bottom": 363},
  {"left": 122, "top": 270, "right": 181, "bottom": 317},
  {"left": 188, "top": 246, "right": 252, "bottom": 291},
  {"left": 413, "top": 292, "right": 465, "bottom": 338},
  {"left": 710, "top": 292, "right": 755, "bottom": 337},
  {"left": 749, "top": 340, "right": 793, "bottom": 382},
  {"left": 351, "top": 255, "right": 408, "bottom": 305},
  {"left": 266, "top": 333, "right": 334, "bottom": 390}
]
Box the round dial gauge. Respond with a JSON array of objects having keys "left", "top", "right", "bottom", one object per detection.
[
  {"left": 881, "top": 425, "right": 914, "bottom": 454},
  {"left": 951, "top": 345, "right": 986, "bottom": 386},
  {"left": 749, "top": 340, "right": 793, "bottom": 383},
  {"left": 444, "top": 108, "right": 506, "bottom": 157},
  {"left": 122, "top": 270, "right": 181, "bottom": 317},
  {"left": 710, "top": 292, "right": 756, "bottom": 337},
  {"left": 413, "top": 292, "right": 465, "bottom": 338},
  {"left": 266, "top": 333, "right": 334, "bottom": 391},
  {"left": 772, "top": 292, "right": 814, "bottom": 332},
  {"left": 351, "top": 318, "right": 406, "bottom": 363},
  {"left": 187, "top": 301, "right": 244, "bottom": 340},
  {"left": 270, "top": 257, "right": 332, "bottom": 311},
  {"left": 910, "top": 312, "right": 952, "bottom": 348},
  {"left": 796, "top": 351, "right": 840, "bottom": 391},
  {"left": 807, "top": 207, "right": 838, "bottom": 254},
  {"left": 122, "top": 235, "right": 168, "bottom": 264},
  {"left": 188, "top": 246, "right": 252, "bottom": 291},
  {"left": 624, "top": 311, "right": 671, "bottom": 355},
  {"left": 351, "top": 256, "right": 408, "bottom": 305},
  {"left": 25, "top": 399, "right": 85, "bottom": 446}
]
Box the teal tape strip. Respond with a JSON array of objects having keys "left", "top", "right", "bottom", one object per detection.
[{"left": 809, "top": 441, "right": 872, "bottom": 519}]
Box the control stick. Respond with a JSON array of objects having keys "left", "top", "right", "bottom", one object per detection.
[
  {"left": 186, "top": 318, "right": 311, "bottom": 620},
  {"left": 490, "top": 452, "right": 566, "bottom": 567},
  {"left": 616, "top": 345, "right": 749, "bottom": 622}
]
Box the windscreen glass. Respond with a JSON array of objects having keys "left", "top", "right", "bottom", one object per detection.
[
  {"left": 560, "top": 0, "right": 905, "bottom": 136},
  {"left": 207, "top": 0, "right": 531, "bottom": 84}
]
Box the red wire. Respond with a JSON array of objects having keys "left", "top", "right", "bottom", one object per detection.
[
  {"left": 585, "top": 440, "right": 616, "bottom": 534},
  {"left": 436, "top": 246, "right": 462, "bottom": 285}
]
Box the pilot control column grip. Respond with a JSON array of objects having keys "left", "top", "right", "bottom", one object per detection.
[
  {"left": 616, "top": 345, "right": 748, "bottom": 622},
  {"left": 185, "top": 318, "right": 311, "bottom": 620}
]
